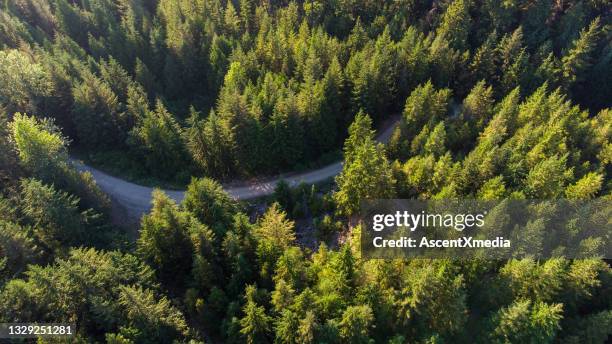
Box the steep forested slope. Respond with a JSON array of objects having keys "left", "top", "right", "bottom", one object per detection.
[{"left": 0, "top": 0, "right": 609, "bottom": 182}]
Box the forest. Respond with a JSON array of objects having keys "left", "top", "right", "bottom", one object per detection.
[{"left": 0, "top": 0, "right": 611, "bottom": 343}]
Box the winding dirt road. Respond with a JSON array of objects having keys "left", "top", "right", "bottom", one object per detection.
[{"left": 73, "top": 117, "right": 399, "bottom": 221}]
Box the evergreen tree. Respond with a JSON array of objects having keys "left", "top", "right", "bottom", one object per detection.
[
  {"left": 118, "top": 285, "right": 189, "bottom": 342},
  {"left": 0, "top": 220, "right": 40, "bottom": 282},
  {"left": 254, "top": 202, "right": 296, "bottom": 283},
  {"left": 20, "top": 178, "right": 106, "bottom": 254},
  {"left": 275, "top": 309, "right": 300, "bottom": 344},
  {"left": 562, "top": 17, "right": 601, "bottom": 87},
  {"left": 11, "top": 113, "right": 68, "bottom": 182},
  {"left": 565, "top": 172, "right": 603, "bottom": 200},
  {"left": 297, "top": 310, "right": 318, "bottom": 344},
  {"left": 334, "top": 112, "right": 395, "bottom": 217},
  {"left": 182, "top": 177, "right": 237, "bottom": 238},
  {"left": 125, "top": 83, "right": 149, "bottom": 126},
  {"left": 462, "top": 80, "right": 495, "bottom": 133},
  {"left": 134, "top": 58, "right": 159, "bottom": 98},
  {"left": 137, "top": 190, "right": 193, "bottom": 286},
  {"left": 223, "top": 213, "right": 258, "bottom": 296},
  {"left": 240, "top": 285, "right": 272, "bottom": 344},
  {"left": 269, "top": 94, "right": 305, "bottom": 168},
  {"left": 403, "top": 81, "right": 451, "bottom": 135},
  {"left": 436, "top": 0, "right": 471, "bottom": 51},
  {"left": 423, "top": 121, "right": 447, "bottom": 157},
  {"left": 0, "top": 248, "right": 163, "bottom": 338},
  {"left": 72, "top": 72, "right": 126, "bottom": 148},
  {"left": 186, "top": 109, "right": 234, "bottom": 178},
  {"left": 338, "top": 305, "right": 374, "bottom": 344},
  {"left": 524, "top": 154, "right": 572, "bottom": 199},
  {"left": 217, "top": 90, "right": 263, "bottom": 175},
  {"left": 0, "top": 50, "right": 50, "bottom": 115},
  {"left": 496, "top": 28, "right": 530, "bottom": 95},
  {"left": 343, "top": 110, "right": 375, "bottom": 165},
  {"left": 470, "top": 31, "right": 498, "bottom": 85},
  {"left": 129, "top": 99, "right": 190, "bottom": 180},
  {"left": 99, "top": 57, "right": 132, "bottom": 103},
  {"left": 347, "top": 27, "right": 397, "bottom": 119},
  {"left": 490, "top": 299, "right": 562, "bottom": 343},
  {"left": 11, "top": 114, "right": 110, "bottom": 212}
]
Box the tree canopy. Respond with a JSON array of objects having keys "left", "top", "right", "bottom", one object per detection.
[{"left": 0, "top": 1, "right": 610, "bottom": 343}]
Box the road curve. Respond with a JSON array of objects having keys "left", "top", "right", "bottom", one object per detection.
[{"left": 73, "top": 117, "right": 400, "bottom": 221}]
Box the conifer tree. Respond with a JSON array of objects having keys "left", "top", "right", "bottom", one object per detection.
[
  {"left": 240, "top": 285, "right": 272, "bottom": 344},
  {"left": 72, "top": 72, "right": 125, "bottom": 148},
  {"left": 182, "top": 177, "right": 237, "bottom": 238},
  {"left": 436, "top": 0, "right": 471, "bottom": 51},
  {"left": 186, "top": 109, "right": 233, "bottom": 178},
  {"left": 562, "top": 17, "right": 601, "bottom": 86},
  {"left": 0, "top": 50, "right": 50, "bottom": 115},
  {"left": 490, "top": 299, "right": 562, "bottom": 343},
  {"left": 338, "top": 305, "right": 374, "bottom": 344},
  {"left": 129, "top": 98, "right": 190, "bottom": 179},
  {"left": 137, "top": 190, "right": 193, "bottom": 286},
  {"left": 269, "top": 93, "right": 304, "bottom": 167},
  {"left": 334, "top": 112, "right": 395, "bottom": 217}
]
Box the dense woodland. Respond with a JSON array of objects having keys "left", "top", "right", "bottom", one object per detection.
[{"left": 0, "top": 0, "right": 611, "bottom": 343}]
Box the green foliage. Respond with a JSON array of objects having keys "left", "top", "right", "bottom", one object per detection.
[
  {"left": 255, "top": 203, "right": 296, "bottom": 250},
  {"left": 0, "top": 112, "right": 20, "bottom": 183},
  {"left": 72, "top": 71, "right": 126, "bottom": 148},
  {"left": 0, "top": 2, "right": 610, "bottom": 344},
  {"left": 565, "top": 172, "right": 603, "bottom": 199},
  {"left": 424, "top": 121, "right": 447, "bottom": 157},
  {"left": 338, "top": 305, "right": 374, "bottom": 344},
  {"left": 255, "top": 203, "right": 296, "bottom": 282},
  {"left": 118, "top": 285, "right": 188, "bottom": 341},
  {"left": 269, "top": 93, "right": 305, "bottom": 167},
  {"left": 562, "top": 17, "right": 601, "bottom": 86},
  {"left": 137, "top": 190, "right": 194, "bottom": 286},
  {"left": 346, "top": 27, "right": 398, "bottom": 119},
  {"left": 0, "top": 0, "right": 606, "bottom": 183},
  {"left": 463, "top": 80, "right": 494, "bottom": 126},
  {"left": 524, "top": 155, "right": 572, "bottom": 198},
  {"left": 436, "top": 0, "right": 471, "bottom": 51},
  {"left": 125, "top": 83, "right": 149, "bottom": 125},
  {"left": 335, "top": 112, "right": 395, "bottom": 216},
  {"left": 0, "top": 50, "right": 50, "bottom": 114},
  {"left": 274, "top": 309, "right": 299, "bottom": 344},
  {"left": 398, "top": 81, "right": 451, "bottom": 155},
  {"left": 561, "top": 310, "right": 612, "bottom": 343},
  {"left": 240, "top": 284, "right": 272, "bottom": 344},
  {"left": 314, "top": 214, "right": 342, "bottom": 242},
  {"left": 396, "top": 261, "right": 467, "bottom": 336},
  {"left": 490, "top": 299, "right": 562, "bottom": 344},
  {"left": 186, "top": 109, "right": 234, "bottom": 178},
  {"left": 11, "top": 113, "right": 68, "bottom": 179},
  {"left": 129, "top": 99, "right": 191, "bottom": 180},
  {"left": 0, "top": 220, "right": 40, "bottom": 283},
  {"left": 182, "top": 176, "right": 237, "bottom": 238},
  {"left": 478, "top": 176, "right": 507, "bottom": 200},
  {"left": 0, "top": 248, "right": 175, "bottom": 341},
  {"left": 273, "top": 180, "right": 293, "bottom": 212},
  {"left": 343, "top": 110, "right": 376, "bottom": 164},
  {"left": 11, "top": 113, "right": 110, "bottom": 212},
  {"left": 20, "top": 178, "right": 108, "bottom": 254}
]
